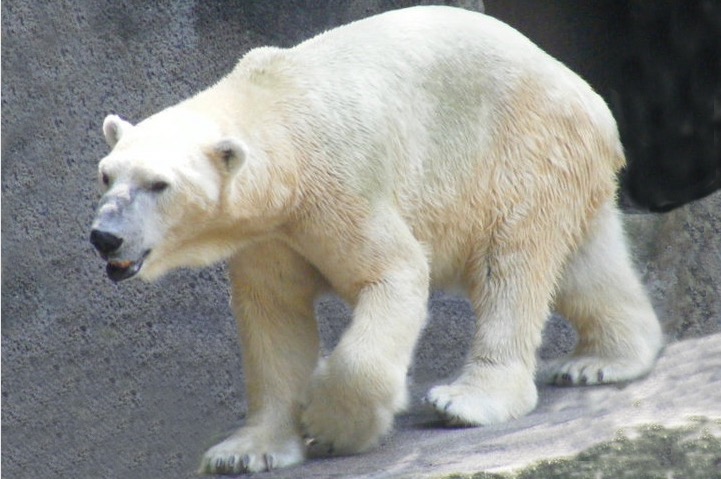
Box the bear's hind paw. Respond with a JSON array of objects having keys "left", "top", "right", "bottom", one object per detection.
[
  {"left": 541, "top": 355, "right": 656, "bottom": 387},
  {"left": 426, "top": 378, "right": 537, "bottom": 427}
]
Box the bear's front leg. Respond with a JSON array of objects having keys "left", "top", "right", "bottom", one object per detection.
[
  {"left": 200, "top": 243, "right": 325, "bottom": 475},
  {"left": 300, "top": 218, "right": 430, "bottom": 455}
]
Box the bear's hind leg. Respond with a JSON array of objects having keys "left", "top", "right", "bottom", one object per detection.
[
  {"left": 200, "top": 241, "right": 325, "bottom": 475},
  {"left": 427, "top": 236, "right": 561, "bottom": 426},
  {"left": 543, "top": 202, "right": 663, "bottom": 386}
]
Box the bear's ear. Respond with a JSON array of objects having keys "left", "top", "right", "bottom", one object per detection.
[
  {"left": 209, "top": 138, "right": 248, "bottom": 176},
  {"left": 102, "top": 114, "right": 133, "bottom": 148}
]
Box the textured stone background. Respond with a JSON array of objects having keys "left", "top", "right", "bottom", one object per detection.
[{"left": 2, "top": 2, "right": 719, "bottom": 478}]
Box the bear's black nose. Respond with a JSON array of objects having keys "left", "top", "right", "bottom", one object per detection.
[{"left": 90, "top": 229, "right": 123, "bottom": 257}]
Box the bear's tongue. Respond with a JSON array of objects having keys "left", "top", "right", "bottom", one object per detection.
[{"left": 106, "top": 260, "right": 141, "bottom": 283}]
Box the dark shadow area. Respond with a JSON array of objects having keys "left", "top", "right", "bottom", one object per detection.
[{"left": 487, "top": 0, "right": 721, "bottom": 212}]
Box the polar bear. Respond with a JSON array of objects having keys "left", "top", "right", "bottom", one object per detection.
[{"left": 89, "top": 6, "right": 663, "bottom": 475}]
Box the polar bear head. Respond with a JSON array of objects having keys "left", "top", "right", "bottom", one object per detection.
[{"left": 90, "top": 110, "right": 294, "bottom": 282}]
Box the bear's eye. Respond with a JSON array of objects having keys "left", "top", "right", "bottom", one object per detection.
[{"left": 149, "top": 180, "right": 170, "bottom": 193}]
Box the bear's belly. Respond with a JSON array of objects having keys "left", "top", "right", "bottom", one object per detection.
[{"left": 409, "top": 217, "right": 490, "bottom": 291}]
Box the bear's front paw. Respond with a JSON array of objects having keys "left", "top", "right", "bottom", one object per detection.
[
  {"left": 198, "top": 426, "right": 305, "bottom": 475},
  {"left": 299, "top": 358, "right": 405, "bottom": 455}
]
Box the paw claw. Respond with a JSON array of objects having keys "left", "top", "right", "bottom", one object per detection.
[
  {"left": 264, "top": 453, "right": 276, "bottom": 471},
  {"left": 227, "top": 455, "right": 241, "bottom": 474}
]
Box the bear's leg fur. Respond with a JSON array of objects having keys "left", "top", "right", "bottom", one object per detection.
[
  {"left": 426, "top": 230, "right": 560, "bottom": 426},
  {"left": 200, "top": 241, "right": 325, "bottom": 474},
  {"left": 299, "top": 209, "right": 430, "bottom": 455},
  {"left": 544, "top": 202, "right": 664, "bottom": 385}
]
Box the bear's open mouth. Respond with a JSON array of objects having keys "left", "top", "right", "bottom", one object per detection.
[{"left": 106, "top": 250, "right": 150, "bottom": 282}]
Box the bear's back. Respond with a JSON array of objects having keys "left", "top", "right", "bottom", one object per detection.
[
  {"left": 222, "top": 7, "right": 623, "bottom": 267},
  {"left": 295, "top": 6, "right": 547, "bottom": 76}
]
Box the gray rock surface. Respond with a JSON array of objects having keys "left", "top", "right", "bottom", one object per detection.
[
  {"left": 626, "top": 191, "right": 721, "bottom": 339},
  {"left": 2, "top": 2, "right": 719, "bottom": 479}
]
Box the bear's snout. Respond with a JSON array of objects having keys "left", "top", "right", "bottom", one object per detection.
[{"left": 90, "top": 229, "right": 123, "bottom": 259}]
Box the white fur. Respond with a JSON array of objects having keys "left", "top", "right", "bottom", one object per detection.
[{"left": 92, "top": 6, "right": 663, "bottom": 474}]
